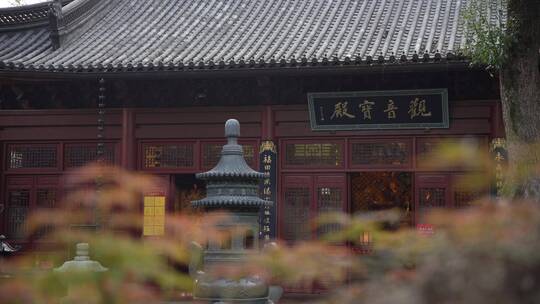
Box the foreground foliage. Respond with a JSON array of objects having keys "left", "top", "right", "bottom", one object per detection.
[{"left": 1, "top": 139, "right": 539, "bottom": 303}]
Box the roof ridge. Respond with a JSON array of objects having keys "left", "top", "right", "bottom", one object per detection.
[
  {"left": 0, "top": 0, "right": 71, "bottom": 32},
  {"left": 49, "top": 0, "right": 115, "bottom": 49}
]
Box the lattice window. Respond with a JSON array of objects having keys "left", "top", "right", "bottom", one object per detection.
[
  {"left": 8, "top": 145, "right": 57, "bottom": 169},
  {"left": 417, "top": 138, "right": 459, "bottom": 164},
  {"left": 350, "top": 172, "right": 413, "bottom": 249},
  {"left": 202, "top": 144, "right": 222, "bottom": 168},
  {"left": 316, "top": 187, "right": 342, "bottom": 237},
  {"left": 143, "top": 143, "right": 194, "bottom": 169},
  {"left": 417, "top": 138, "right": 486, "bottom": 169},
  {"left": 416, "top": 140, "right": 439, "bottom": 163},
  {"left": 284, "top": 143, "right": 342, "bottom": 167},
  {"left": 64, "top": 144, "right": 115, "bottom": 168},
  {"left": 7, "top": 189, "right": 30, "bottom": 238},
  {"left": 418, "top": 187, "right": 446, "bottom": 223},
  {"left": 242, "top": 145, "right": 255, "bottom": 166},
  {"left": 202, "top": 143, "right": 255, "bottom": 169},
  {"left": 351, "top": 172, "right": 413, "bottom": 225},
  {"left": 36, "top": 189, "right": 56, "bottom": 208},
  {"left": 143, "top": 196, "right": 166, "bottom": 236},
  {"left": 282, "top": 187, "right": 311, "bottom": 241},
  {"left": 454, "top": 190, "right": 481, "bottom": 208},
  {"left": 351, "top": 173, "right": 412, "bottom": 212},
  {"left": 350, "top": 141, "right": 410, "bottom": 166}
]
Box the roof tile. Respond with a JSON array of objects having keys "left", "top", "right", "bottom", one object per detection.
[{"left": 0, "top": 0, "right": 504, "bottom": 73}]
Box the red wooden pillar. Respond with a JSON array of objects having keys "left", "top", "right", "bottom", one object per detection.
[
  {"left": 121, "top": 108, "right": 135, "bottom": 170},
  {"left": 261, "top": 105, "right": 274, "bottom": 140}
]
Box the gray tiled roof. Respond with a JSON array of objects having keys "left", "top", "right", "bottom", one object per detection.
[{"left": 0, "top": 0, "right": 504, "bottom": 73}]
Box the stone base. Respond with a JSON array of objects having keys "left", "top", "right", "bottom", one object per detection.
[
  {"left": 193, "top": 297, "right": 270, "bottom": 304},
  {"left": 193, "top": 276, "right": 270, "bottom": 303}
]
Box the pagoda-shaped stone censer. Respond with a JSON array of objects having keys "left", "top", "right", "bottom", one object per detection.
[{"left": 191, "top": 119, "right": 274, "bottom": 304}]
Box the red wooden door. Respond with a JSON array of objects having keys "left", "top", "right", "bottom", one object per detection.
[
  {"left": 314, "top": 175, "right": 347, "bottom": 238},
  {"left": 279, "top": 174, "right": 346, "bottom": 242},
  {"left": 280, "top": 175, "right": 313, "bottom": 242},
  {"left": 4, "top": 176, "right": 33, "bottom": 239},
  {"left": 279, "top": 173, "right": 346, "bottom": 293},
  {"left": 3, "top": 175, "right": 59, "bottom": 240},
  {"left": 415, "top": 173, "right": 451, "bottom": 225}
]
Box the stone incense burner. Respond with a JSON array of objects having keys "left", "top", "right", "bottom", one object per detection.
[{"left": 190, "top": 119, "right": 275, "bottom": 304}]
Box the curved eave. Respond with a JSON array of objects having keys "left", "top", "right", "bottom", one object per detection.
[{"left": 0, "top": 57, "right": 474, "bottom": 80}]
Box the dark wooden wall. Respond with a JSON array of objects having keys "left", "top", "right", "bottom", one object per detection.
[
  {"left": 0, "top": 109, "right": 122, "bottom": 141},
  {"left": 134, "top": 107, "right": 263, "bottom": 140}
]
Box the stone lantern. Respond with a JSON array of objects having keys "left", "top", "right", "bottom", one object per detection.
[
  {"left": 191, "top": 119, "right": 274, "bottom": 304},
  {"left": 54, "top": 243, "right": 108, "bottom": 273},
  {"left": 54, "top": 243, "right": 107, "bottom": 303}
]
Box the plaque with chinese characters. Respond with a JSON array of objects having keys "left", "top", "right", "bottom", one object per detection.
[
  {"left": 308, "top": 89, "right": 449, "bottom": 130},
  {"left": 259, "top": 141, "right": 277, "bottom": 240}
]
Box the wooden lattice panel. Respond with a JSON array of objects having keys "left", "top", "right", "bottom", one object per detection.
[
  {"left": 36, "top": 189, "right": 56, "bottom": 208},
  {"left": 174, "top": 175, "right": 206, "bottom": 214},
  {"left": 417, "top": 141, "right": 438, "bottom": 159},
  {"left": 64, "top": 143, "right": 115, "bottom": 168},
  {"left": 418, "top": 187, "right": 446, "bottom": 223},
  {"left": 202, "top": 143, "right": 255, "bottom": 169},
  {"left": 419, "top": 188, "right": 446, "bottom": 208},
  {"left": 284, "top": 142, "right": 343, "bottom": 167},
  {"left": 201, "top": 144, "right": 222, "bottom": 168},
  {"left": 143, "top": 143, "right": 194, "bottom": 169},
  {"left": 282, "top": 187, "right": 311, "bottom": 241},
  {"left": 7, "top": 189, "right": 30, "bottom": 238},
  {"left": 351, "top": 172, "right": 412, "bottom": 213},
  {"left": 454, "top": 189, "right": 481, "bottom": 208},
  {"left": 416, "top": 137, "right": 488, "bottom": 170},
  {"left": 242, "top": 145, "right": 255, "bottom": 167},
  {"left": 350, "top": 140, "right": 410, "bottom": 167},
  {"left": 350, "top": 172, "right": 413, "bottom": 248},
  {"left": 417, "top": 138, "right": 487, "bottom": 157},
  {"left": 7, "top": 145, "right": 57, "bottom": 169},
  {"left": 316, "top": 187, "right": 342, "bottom": 237}
]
